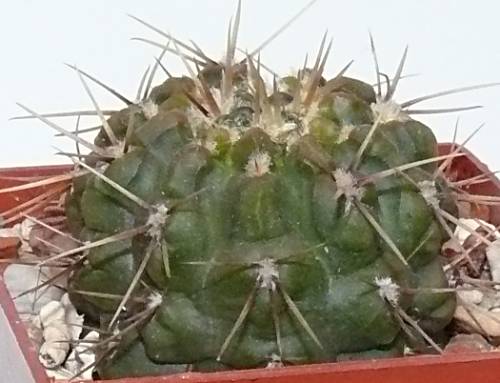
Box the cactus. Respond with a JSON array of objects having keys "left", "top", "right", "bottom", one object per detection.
[{"left": 11, "top": 1, "right": 500, "bottom": 380}]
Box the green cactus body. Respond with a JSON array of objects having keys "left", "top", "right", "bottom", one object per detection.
[{"left": 64, "top": 61, "right": 456, "bottom": 378}]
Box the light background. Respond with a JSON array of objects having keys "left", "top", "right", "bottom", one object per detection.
[{"left": 1, "top": 1, "right": 500, "bottom": 169}]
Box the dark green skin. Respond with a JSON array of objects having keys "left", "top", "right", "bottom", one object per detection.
[{"left": 67, "top": 76, "right": 455, "bottom": 379}]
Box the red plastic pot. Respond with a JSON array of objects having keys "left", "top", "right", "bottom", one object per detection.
[{"left": 2, "top": 145, "right": 500, "bottom": 383}]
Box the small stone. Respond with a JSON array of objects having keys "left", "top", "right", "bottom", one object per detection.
[
  {"left": 445, "top": 334, "right": 493, "bottom": 354},
  {"left": 486, "top": 239, "right": 500, "bottom": 283},
  {"left": 457, "top": 289, "right": 484, "bottom": 305},
  {"left": 455, "top": 219, "right": 498, "bottom": 245},
  {"left": 455, "top": 304, "right": 500, "bottom": 337}
]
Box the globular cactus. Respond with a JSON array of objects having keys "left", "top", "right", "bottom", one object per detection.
[{"left": 15, "top": 1, "right": 499, "bottom": 379}]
